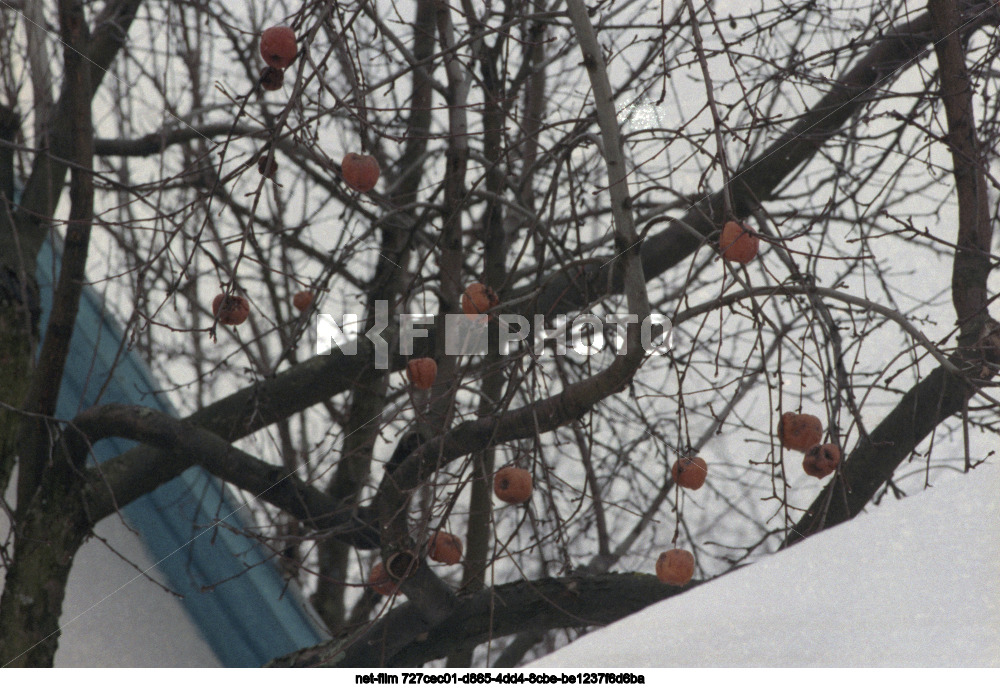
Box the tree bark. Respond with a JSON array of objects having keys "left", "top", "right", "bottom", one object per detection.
[
  {"left": 0, "top": 105, "right": 30, "bottom": 501},
  {"left": 0, "top": 0, "right": 144, "bottom": 667},
  {"left": 0, "top": 490, "right": 89, "bottom": 666},
  {"left": 928, "top": 0, "right": 993, "bottom": 336},
  {"left": 17, "top": 0, "right": 95, "bottom": 512}
]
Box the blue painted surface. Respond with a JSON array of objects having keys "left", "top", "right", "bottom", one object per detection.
[{"left": 35, "top": 240, "right": 328, "bottom": 667}]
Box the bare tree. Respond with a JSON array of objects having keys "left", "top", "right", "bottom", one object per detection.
[{"left": 1, "top": 0, "right": 998, "bottom": 668}]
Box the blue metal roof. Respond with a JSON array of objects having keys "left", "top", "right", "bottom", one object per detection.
[{"left": 36, "top": 239, "right": 329, "bottom": 666}]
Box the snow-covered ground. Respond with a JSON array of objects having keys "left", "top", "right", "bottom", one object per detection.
[{"left": 530, "top": 462, "right": 1000, "bottom": 667}]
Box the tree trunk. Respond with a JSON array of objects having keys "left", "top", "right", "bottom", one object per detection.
[{"left": 0, "top": 485, "right": 89, "bottom": 666}]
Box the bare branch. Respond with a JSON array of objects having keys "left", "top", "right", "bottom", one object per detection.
[
  {"left": 929, "top": 0, "right": 995, "bottom": 335},
  {"left": 269, "top": 572, "right": 693, "bottom": 667},
  {"left": 94, "top": 123, "right": 263, "bottom": 157},
  {"left": 75, "top": 404, "right": 379, "bottom": 548}
]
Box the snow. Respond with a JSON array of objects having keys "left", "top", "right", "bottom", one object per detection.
[
  {"left": 530, "top": 462, "right": 1000, "bottom": 667},
  {"left": 1, "top": 469, "right": 221, "bottom": 667},
  {"left": 54, "top": 515, "right": 222, "bottom": 667}
]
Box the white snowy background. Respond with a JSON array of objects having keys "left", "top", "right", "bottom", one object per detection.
[{"left": 530, "top": 462, "right": 999, "bottom": 667}]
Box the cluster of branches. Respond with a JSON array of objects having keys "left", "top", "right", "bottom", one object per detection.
[{"left": 1, "top": 0, "right": 998, "bottom": 668}]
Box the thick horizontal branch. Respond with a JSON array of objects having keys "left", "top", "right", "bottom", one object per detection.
[
  {"left": 76, "top": 404, "right": 378, "bottom": 547},
  {"left": 87, "top": 338, "right": 377, "bottom": 518},
  {"left": 94, "top": 123, "right": 263, "bottom": 157},
  {"left": 269, "top": 572, "right": 691, "bottom": 667}
]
